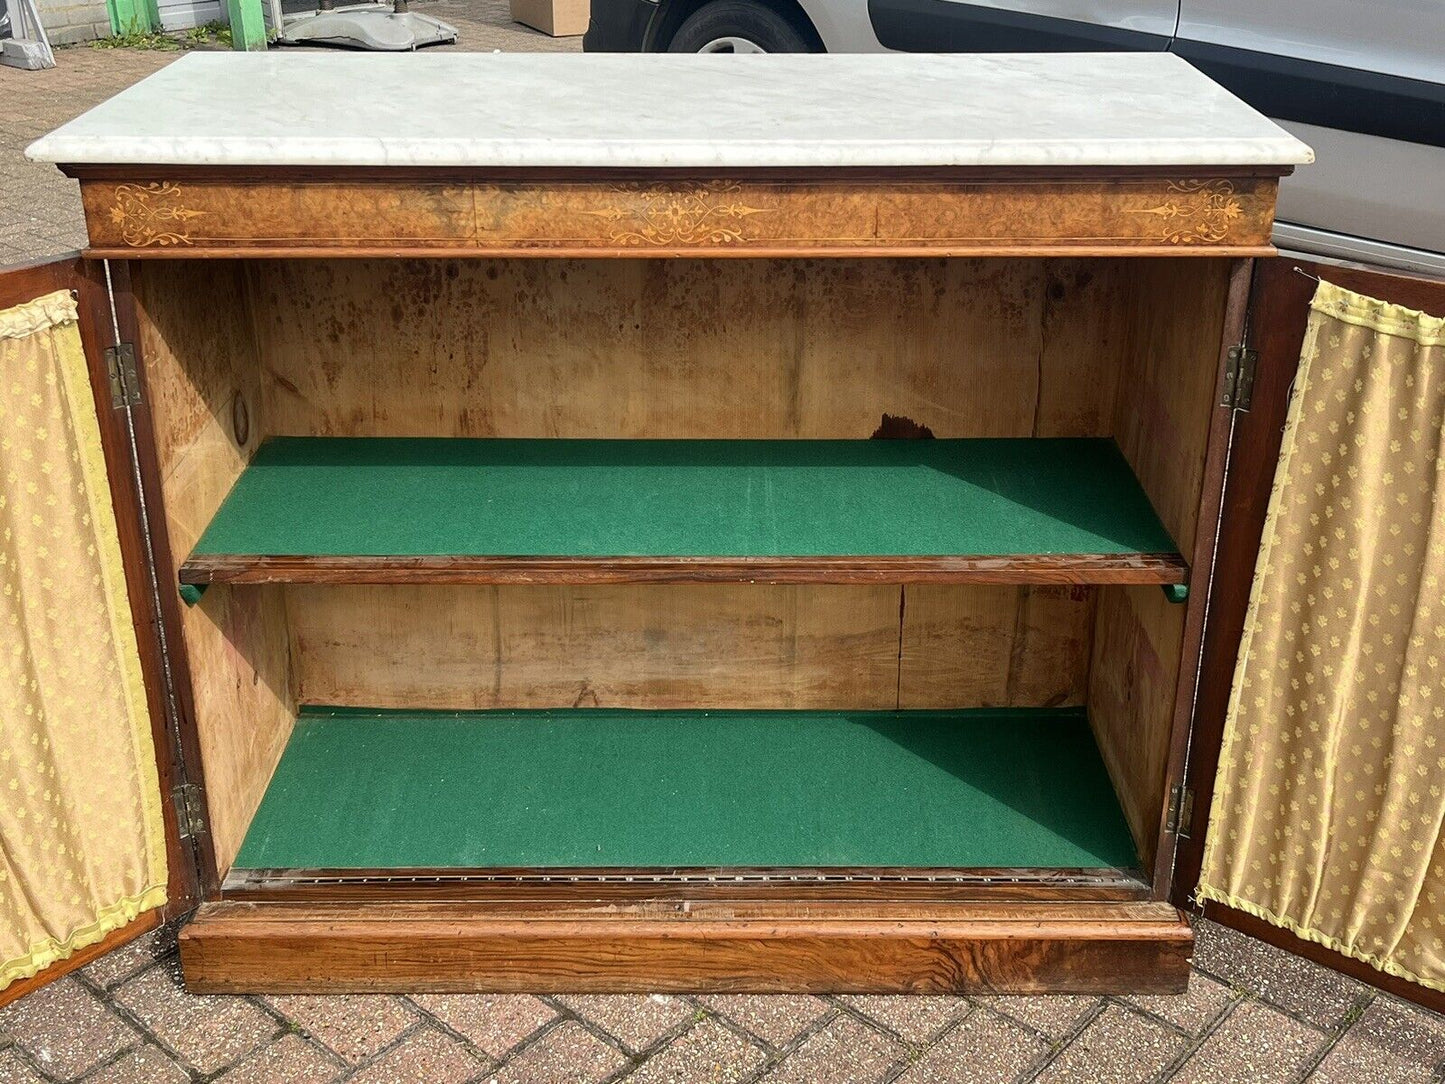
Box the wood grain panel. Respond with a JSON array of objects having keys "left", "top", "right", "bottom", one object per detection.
[
  {"left": 183, "top": 553, "right": 1188, "bottom": 588},
  {"left": 79, "top": 174, "right": 1279, "bottom": 257},
  {"left": 131, "top": 261, "right": 293, "bottom": 874},
  {"left": 1111, "top": 258, "right": 1232, "bottom": 556},
  {"left": 1036, "top": 259, "right": 1133, "bottom": 437},
  {"left": 1087, "top": 586, "right": 1186, "bottom": 874},
  {"left": 898, "top": 586, "right": 1095, "bottom": 709},
  {"left": 1084, "top": 259, "right": 1235, "bottom": 885},
  {"left": 288, "top": 584, "right": 902, "bottom": 710},
  {"left": 179, "top": 899, "right": 1193, "bottom": 994},
  {"left": 249, "top": 258, "right": 1047, "bottom": 441}
]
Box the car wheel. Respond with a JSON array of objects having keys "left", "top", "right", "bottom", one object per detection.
[{"left": 667, "top": 0, "right": 817, "bottom": 53}]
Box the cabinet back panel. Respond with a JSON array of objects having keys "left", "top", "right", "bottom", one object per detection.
[
  {"left": 288, "top": 584, "right": 1094, "bottom": 712},
  {"left": 246, "top": 257, "right": 1129, "bottom": 441},
  {"left": 899, "top": 585, "right": 1096, "bottom": 709}
]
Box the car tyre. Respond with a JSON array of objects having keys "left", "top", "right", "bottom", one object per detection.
[{"left": 667, "top": 0, "right": 818, "bottom": 53}]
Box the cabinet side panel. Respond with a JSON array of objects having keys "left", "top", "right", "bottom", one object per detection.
[
  {"left": 1088, "top": 585, "right": 1185, "bottom": 872},
  {"left": 1086, "top": 259, "right": 1233, "bottom": 874},
  {"left": 287, "top": 584, "right": 900, "bottom": 710},
  {"left": 250, "top": 258, "right": 1049, "bottom": 440},
  {"left": 132, "top": 262, "right": 294, "bottom": 875},
  {"left": 1111, "top": 259, "right": 1231, "bottom": 556}
]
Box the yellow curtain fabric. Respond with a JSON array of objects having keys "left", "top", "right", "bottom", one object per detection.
[
  {"left": 1199, "top": 279, "right": 1445, "bottom": 992},
  {"left": 0, "top": 289, "right": 167, "bottom": 991}
]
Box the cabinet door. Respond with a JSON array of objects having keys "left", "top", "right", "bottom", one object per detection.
[
  {"left": 0, "top": 258, "right": 198, "bottom": 1008},
  {"left": 1177, "top": 257, "right": 1445, "bottom": 1013}
]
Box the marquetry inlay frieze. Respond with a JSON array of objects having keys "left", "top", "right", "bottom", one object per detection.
[{"left": 80, "top": 174, "right": 1279, "bottom": 256}]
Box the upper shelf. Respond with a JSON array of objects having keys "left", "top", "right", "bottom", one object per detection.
[
  {"left": 180, "top": 437, "right": 1187, "bottom": 587},
  {"left": 26, "top": 54, "right": 1309, "bottom": 260}
]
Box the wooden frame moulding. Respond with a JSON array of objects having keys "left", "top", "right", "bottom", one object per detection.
[
  {"left": 179, "top": 898, "right": 1192, "bottom": 994},
  {"left": 180, "top": 551, "right": 1190, "bottom": 588},
  {"left": 68, "top": 166, "right": 1286, "bottom": 259}
]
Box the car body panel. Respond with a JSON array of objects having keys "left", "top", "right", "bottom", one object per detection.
[
  {"left": 866, "top": 0, "right": 1174, "bottom": 52},
  {"left": 1273, "top": 121, "right": 1445, "bottom": 267},
  {"left": 1177, "top": 0, "right": 1440, "bottom": 83},
  {"left": 585, "top": 0, "right": 1445, "bottom": 272},
  {"left": 927, "top": 0, "right": 1176, "bottom": 39},
  {"left": 796, "top": 0, "right": 876, "bottom": 51}
]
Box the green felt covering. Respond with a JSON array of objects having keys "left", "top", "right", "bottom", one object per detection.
[
  {"left": 178, "top": 582, "right": 207, "bottom": 607},
  {"left": 192, "top": 437, "right": 1177, "bottom": 560},
  {"left": 233, "top": 708, "right": 1139, "bottom": 870}
]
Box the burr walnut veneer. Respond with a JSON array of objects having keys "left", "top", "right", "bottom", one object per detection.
[{"left": 23, "top": 51, "right": 1313, "bottom": 994}]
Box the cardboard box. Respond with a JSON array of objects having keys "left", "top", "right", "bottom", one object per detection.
[{"left": 510, "top": 0, "right": 589, "bottom": 37}]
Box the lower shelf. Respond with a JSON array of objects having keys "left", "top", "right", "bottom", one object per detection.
[
  {"left": 233, "top": 707, "right": 1139, "bottom": 872},
  {"left": 178, "top": 898, "right": 1193, "bottom": 994}
]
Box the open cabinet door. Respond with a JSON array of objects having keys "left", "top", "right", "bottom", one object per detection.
[
  {"left": 0, "top": 257, "right": 199, "bottom": 1009},
  {"left": 1176, "top": 256, "right": 1445, "bottom": 1013}
]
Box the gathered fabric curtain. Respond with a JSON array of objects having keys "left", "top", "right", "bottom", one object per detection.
[
  {"left": 0, "top": 289, "right": 167, "bottom": 991},
  {"left": 1199, "top": 280, "right": 1445, "bottom": 992}
]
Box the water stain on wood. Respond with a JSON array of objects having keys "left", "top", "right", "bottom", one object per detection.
[{"left": 872, "top": 414, "right": 936, "bottom": 439}]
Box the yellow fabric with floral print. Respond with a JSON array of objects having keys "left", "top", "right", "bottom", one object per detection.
[
  {"left": 0, "top": 289, "right": 167, "bottom": 992},
  {"left": 1199, "top": 280, "right": 1445, "bottom": 992}
]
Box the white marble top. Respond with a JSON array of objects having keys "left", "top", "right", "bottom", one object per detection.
[{"left": 27, "top": 51, "right": 1312, "bottom": 169}]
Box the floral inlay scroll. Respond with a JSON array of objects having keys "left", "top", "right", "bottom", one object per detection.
[
  {"left": 109, "top": 182, "right": 207, "bottom": 247},
  {"left": 579, "top": 182, "right": 772, "bottom": 246},
  {"left": 1131, "top": 180, "right": 1244, "bottom": 245}
]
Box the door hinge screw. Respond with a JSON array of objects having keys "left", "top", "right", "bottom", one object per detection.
[
  {"left": 1221, "top": 345, "right": 1258, "bottom": 411},
  {"left": 172, "top": 783, "right": 205, "bottom": 840},
  {"left": 1167, "top": 784, "right": 1195, "bottom": 838},
  {"left": 105, "top": 342, "right": 141, "bottom": 408}
]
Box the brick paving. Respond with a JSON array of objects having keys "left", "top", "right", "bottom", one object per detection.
[{"left": 4, "top": 14, "right": 1445, "bottom": 1084}]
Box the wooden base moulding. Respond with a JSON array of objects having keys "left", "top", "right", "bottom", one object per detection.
[{"left": 179, "top": 899, "right": 1194, "bottom": 994}]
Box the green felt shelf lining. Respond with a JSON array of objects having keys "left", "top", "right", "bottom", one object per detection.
[
  {"left": 191, "top": 436, "right": 1180, "bottom": 562},
  {"left": 233, "top": 707, "right": 1140, "bottom": 871}
]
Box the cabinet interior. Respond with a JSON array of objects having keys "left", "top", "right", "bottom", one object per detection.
[{"left": 129, "top": 255, "right": 1231, "bottom": 890}]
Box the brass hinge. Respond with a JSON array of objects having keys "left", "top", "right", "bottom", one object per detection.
[
  {"left": 1220, "top": 345, "right": 1258, "bottom": 411},
  {"left": 172, "top": 783, "right": 206, "bottom": 840},
  {"left": 104, "top": 342, "right": 141, "bottom": 408},
  {"left": 1166, "top": 784, "right": 1195, "bottom": 838}
]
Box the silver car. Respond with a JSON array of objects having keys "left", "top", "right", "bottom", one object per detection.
[{"left": 583, "top": 0, "right": 1445, "bottom": 275}]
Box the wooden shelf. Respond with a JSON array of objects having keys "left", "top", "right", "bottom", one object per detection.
[
  {"left": 233, "top": 707, "right": 1140, "bottom": 871},
  {"left": 180, "top": 437, "right": 1187, "bottom": 587}
]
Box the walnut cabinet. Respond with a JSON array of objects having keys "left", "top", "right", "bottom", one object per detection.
[{"left": 16, "top": 51, "right": 1336, "bottom": 995}]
